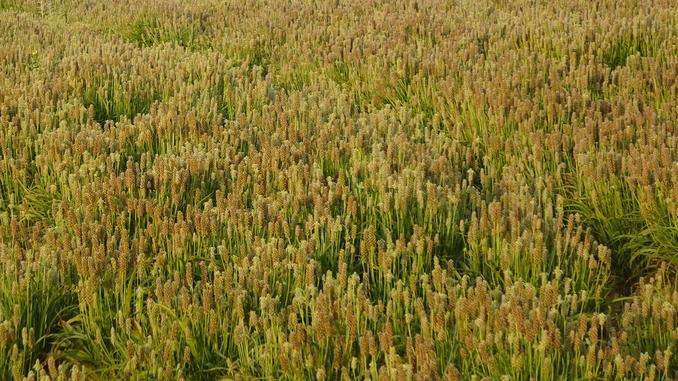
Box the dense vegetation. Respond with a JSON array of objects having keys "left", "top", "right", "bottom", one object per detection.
[{"left": 0, "top": 0, "right": 676, "bottom": 379}]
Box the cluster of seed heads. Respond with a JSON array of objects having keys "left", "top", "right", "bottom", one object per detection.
[{"left": 0, "top": 0, "right": 675, "bottom": 379}]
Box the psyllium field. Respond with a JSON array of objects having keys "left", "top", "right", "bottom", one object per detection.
[{"left": 0, "top": 0, "right": 676, "bottom": 380}]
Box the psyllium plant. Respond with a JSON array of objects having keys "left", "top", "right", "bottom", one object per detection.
[{"left": 0, "top": 0, "right": 676, "bottom": 379}]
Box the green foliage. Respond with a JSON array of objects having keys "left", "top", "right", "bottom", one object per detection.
[
  {"left": 567, "top": 172, "right": 678, "bottom": 285},
  {"left": 124, "top": 15, "right": 210, "bottom": 50},
  {"left": 0, "top": 253, "right": 77, "bottom": 379},
  {"left": 81, "top": 79, "right": 158, "bottom": 124},
  {"left": 601, "top": 33, "right": 656, "bottom": 69}
]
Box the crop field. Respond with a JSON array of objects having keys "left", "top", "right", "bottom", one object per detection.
[{"left": 0, "top": 0, "right": 676, "bottom": 379}]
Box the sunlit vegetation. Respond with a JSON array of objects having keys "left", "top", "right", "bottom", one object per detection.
[{"left": 0, "top": 0, "right": 676, "bottom": 379}]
